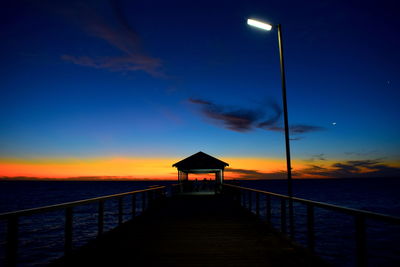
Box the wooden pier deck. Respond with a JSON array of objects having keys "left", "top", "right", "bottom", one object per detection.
[{"left": 52, "top": 193, "right": 328, "bottom": 267}]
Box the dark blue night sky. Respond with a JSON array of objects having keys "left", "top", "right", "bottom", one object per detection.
[{"left": 1, "top": 0, "right": 399, "bottom": 179}]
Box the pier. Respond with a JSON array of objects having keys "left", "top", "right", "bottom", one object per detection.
[
  {"left": 1, "top": 183, "right": 400, "bottom": 266},
  {"left": 50, "top": 191, "right": 326, "bottom": 267},
  {"left": 1, "top": 152, "right": 400, "bottom": 266}
]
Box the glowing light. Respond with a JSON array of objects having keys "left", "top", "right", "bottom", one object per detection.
[
  {"left": 247, "top": 19, "right": 273, "bottom": 31},
  {"left": 0, "top": 157, "right": 290, "bottom": 180}
]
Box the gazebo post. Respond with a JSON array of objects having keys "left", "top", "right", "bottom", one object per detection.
[{"left": 178, "top": 170, "right": 184, "bottom": 193}]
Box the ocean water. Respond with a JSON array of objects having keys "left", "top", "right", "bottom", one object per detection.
[
  {"left": 0, "top": 180, "right": 175, "bottom": 266},
  {"left": 238, "top": 178, "right": 400, "bottom": 267},
  {"left": 0, "top": 178, "right": 399, "bottom": 266}
]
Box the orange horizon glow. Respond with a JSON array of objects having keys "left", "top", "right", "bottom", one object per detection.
[
  {"left": 0, "top": 157, "right": 398, "bottom": 180},
  {"left": 0, "top": 156, "right": 294, "bottom": 180}
]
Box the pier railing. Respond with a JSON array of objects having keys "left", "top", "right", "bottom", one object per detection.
[
  {"left": 223, "top": 183, "right": 400, "bottom": 267},
  {"left": 0, "top": 185, "right": 166, "bottom": 267}
]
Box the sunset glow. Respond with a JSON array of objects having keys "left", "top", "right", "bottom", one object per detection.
[
  {"left": 0, "top": 157, "right": 287, "bottom": 180},
  {"left": 1, "top": 156, "right": 398, "bottom": 180}
]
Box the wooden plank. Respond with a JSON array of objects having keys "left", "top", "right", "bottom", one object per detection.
[{"left": 52, "top": 194, "right": 328, "bottom": 267}]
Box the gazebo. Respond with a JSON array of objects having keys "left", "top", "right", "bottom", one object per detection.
[{"left": 172, "top": 151, "right": 229, "bottom": 185}]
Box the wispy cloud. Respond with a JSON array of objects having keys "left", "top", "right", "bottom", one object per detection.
[
  {"left": 344, "top": 151, "right": 378, "bottom": 157},
  {"left": 299, "top": 159, "right": 400, "bottom": 178},
  {"left": 226, "top": 168, "right": 287, "bottom": 180},
  {"left": 267, "top": 125, "right": 324, "bottom": 134},
  {"left": 188, "top": 98, "right": 264, "bottom": 132},
  {"left": 188, "top": 98, "right": 323, "bottom": 135},
  {"left": 226, "top": 159, "right": 400, "bottom": 180},
  {"left": 257, "top": 102, "right": 282, "bottom": 128},
  {"left": 61, "top": 54, "right": 163, "bottom": 77},
  {"left": 306, "top": 153, "right": 327, "bottom": 162},
  {"left": 45, "top": 0, "right": 165, "bottom": 77}
]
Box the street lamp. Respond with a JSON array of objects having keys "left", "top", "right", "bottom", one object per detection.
[{"left": 247, "top": 18, "right": 294, "bottom": 236}]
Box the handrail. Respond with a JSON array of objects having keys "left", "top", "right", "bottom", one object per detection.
[
  {"left": 0, "top": 185, "right": 167, "bottom": 267},
  {"left": 0, "top": 186, "right": 165, "bottom": 219},
  {"left": 223, "top": 183, "right": 400, "bottom": 267},
  {"left": 224, "top": 184, "right": 400, "bottom": 223}
]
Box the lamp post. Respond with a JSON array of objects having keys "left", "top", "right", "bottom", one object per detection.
[{"left": 247, "top": 18, "right": 294, "bottom": 237}]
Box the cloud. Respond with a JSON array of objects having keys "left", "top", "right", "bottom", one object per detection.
[
  {"left": 189, "top": 98, "right": 323, "bottom": 135},
  {"left": 299, "top": 159, "right": 400, "bottom": 178},
  {"left": 188, "top": 98, "right": 264, "bottom": 132},
  {"left": 344, "top": 151, "right": 378, "bottom": 156},
  {"left": 306, "top": 153, "right": 327, "bottom": 162},
  {"left": 189, "top": 99, "right": 212, "bottom": 105},
  {"left": 49, "top": 0, "right": 165, "bottom": 77},
  {"left": 290, "top": 125, "right": 324, "bottom": 134},
  {"left": 226, "top": 168, "right": 287, "bottom": 180},
  {"left": 257, "top": 102, "right": 282, "bottom": 128},
  {"left": 267, "top": 124, "right": 324, "bottom": 134},
  {"left": 225, "top": 159, "right": 400, "bottom": 180},
  {"left": 61, "top": 54, "right": 163, "bottom": 77}
]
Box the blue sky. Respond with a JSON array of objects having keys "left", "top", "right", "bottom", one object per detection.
[{"left": 1, "top": 0, "right": 399, "bottom": 179}]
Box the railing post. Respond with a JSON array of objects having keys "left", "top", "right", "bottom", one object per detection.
[
  {"left": 149, "top": 190, "right": 154, "bottom": 207},
  {"left": 355, "top": 215, "right": 367, "bottom": 267},
  {"left": 153, "top": 189, "right": 158, "bottom": 205},
  {"left": 98, "top": 200, "right": 104, "bottom": 237},
  {"left": 156, "top": 188, "right": 161, "bottom": 201},
  {"left": 280, "top": 199, "right": 286, "bottom": 234},
  {"left": 6, "top": 215, "right": 18, "bottom": 267},
  {"left": 248, "top": 191, "right": 252, "bottom": 212},
  {"left": 131, "top": 194, "right": 136, "bottom": 218},
  {"left": 289, "top": 198, "right": 295, "bottom": 239},
  {"left": 142, "top": 192, "right": 146, "bottom": 212},
  {"left": 235, "top": 189, "right": 240, "bottom": 204},
  {"left": 307, "top": 204, "right": 315, "bottom": 252},
  {"left": 242, "top": 189, "right": 245, "bottom": 207},
  {"left": 256, "top": 192, "right": 260, "bottom": 217},
  {"left": 266, "top": 195, "right": 271, "bottom": 223},
  {"left": 64, "top": 207, "right": 73, "bottom": 255},
  {"left": 118, "top": 197, "right": 123, "bottom": 226},
  {"left": 155, "top": 189, "right": 159, "bottom": 201}
]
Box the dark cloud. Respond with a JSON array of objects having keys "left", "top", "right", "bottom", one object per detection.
[
  {"left": 61, "top": 54, "right": 163, "bottom": 77},
  {"left": 224, "top": 159, "right": 400, "bottom": 180},
  {"left": 44, "top": 0, "right": 165, "bottom": 77},
  {"left": 188, "top": 99, "right": 212, "bottom": 105},
  {"left": 306, "top": 153, "right": 327, "bottom": 162},
  {"left": 344, "top": 151, "right": 378, "bottom": 156},
  {"left": 257, "top": 102, "right": 282, "bottom": 128},
  {"left": 267, "top": 124, "right": 324, "bottom": 134},
  {"left": 188, "top": 98, "right": 264, "bottom": 132},
  {"left": 189, "top": 98, "right": 323, "bottom": 135},
  {"left": 225, "top": 168, "right": 287, "bottom": 180},
  {"left": 291, "top": 125, "right": 325, "bottom": 134},
  {"left": 299, "top": 159, "right": 400, "bottom": 178}
]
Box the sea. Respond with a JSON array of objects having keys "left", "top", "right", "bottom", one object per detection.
[{"left": 0, "top": 178, "right": 399, "bottom": 267}]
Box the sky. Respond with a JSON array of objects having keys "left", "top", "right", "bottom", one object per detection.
[{"left": 1, "top": 0, "right": 399, "bottom": 180}]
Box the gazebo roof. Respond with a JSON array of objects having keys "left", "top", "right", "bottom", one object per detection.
[{"left": 172, "top": 151, "right": 229, "bottom": 171}]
